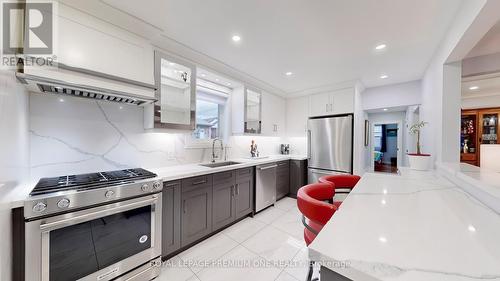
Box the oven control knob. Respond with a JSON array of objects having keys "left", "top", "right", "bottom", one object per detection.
[
  {"left": 33, "top": 202, "right": 47, "bottom": 213},
  {"left": 57, "top": 198, "right": 70, "bottom": 209},
  {"left": 141, "top": 184, "right": 150, "bottom": 192},
  {"left": 105, "top": 190, "right": 115, "bottom": 198},
  {"left": 153, "top": 181, "right": 161, "bottom": 190}
]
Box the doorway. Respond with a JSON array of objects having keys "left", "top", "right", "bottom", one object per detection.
[{"left": 372, "top": 123, "right": 401, "bottom": 173}]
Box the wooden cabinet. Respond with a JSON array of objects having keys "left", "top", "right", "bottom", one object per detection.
[
  {"left": 309, "top": 88, "right": 354, "bottom": 117},
  {"left": 180, "top": 175, "right": 213, "bottom": 247},
  {"left": 289, "top": 159, "right": 308, "bottom": 198},
  {"left": 276, "top": 161, "right": 290, "bottom": 199},
  {"left": 461, "top": 108, "right": 500, "bottom": 166},
  {"left": 162, "top": 181, "right": 181, "bottom": 257}
]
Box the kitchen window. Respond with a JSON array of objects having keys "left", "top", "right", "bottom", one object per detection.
[{"left": 193, "top": 93, "right": 223, "bottom": 140}]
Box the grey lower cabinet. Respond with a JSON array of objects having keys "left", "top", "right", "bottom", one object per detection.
[
  {"left": 212, "top": 171, "right": 237, "bottom": 231},
  {"left": 289, "top": 159, "right": 308, "bottom": 198},
  {"left": 162, "top": 167, "right": 255, "bottom": 258},
  {"left": 276, "top": 160, "right": 290, "bottom": 199},
  {"left": 162, "top": 181, "right": 181, "bottom": 257},
  {"left": 213, "top": 168, "right": 254, "bottom": 231},
  {"left": 234, "top": 167, "right": 254, "bottom": 219},
  {"left": 180, "top": 175, "right": 213, "bottom": 247}
]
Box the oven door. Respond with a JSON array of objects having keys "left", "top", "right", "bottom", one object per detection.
[{"left": 25, "top": 193, "right": 162, "bottom": 281}]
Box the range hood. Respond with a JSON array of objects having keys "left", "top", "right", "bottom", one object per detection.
[{"left": 16, "top": 61, "right": 157, "bottom": 106}]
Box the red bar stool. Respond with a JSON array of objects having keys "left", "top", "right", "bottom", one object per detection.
[
  {"left": 297, "top": 182, "right": 339, "bottom": 281},
  {"left": 318, "top": 174, "right": 361, "bottom": 195}
]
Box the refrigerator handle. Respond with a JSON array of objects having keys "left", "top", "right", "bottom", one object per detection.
[{"left": 307, "top": 129, "right": 312, "bottom": 160}]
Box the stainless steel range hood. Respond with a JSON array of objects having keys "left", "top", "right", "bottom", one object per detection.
[{"left": 16, "top": 60, "right": 157, "bottom": 106}]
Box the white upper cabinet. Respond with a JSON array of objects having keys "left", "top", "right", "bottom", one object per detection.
[
  {"left": 231, "top": 86, "right": 262, "bottom": 135},
  {"left": 231, "top": 87, "right": 285, "bottom": 136},
  {"left": 286, "top": 96, "right": 309, "bottom": 137},
  {"left": 308, "top": 88, "right": 354, "bottom": 117},
  {"left": 56, "top": 4, "right": 154, "bottom": 85},
  {"left": 261, "top": 92, "right": 286, "bottom": 136}
]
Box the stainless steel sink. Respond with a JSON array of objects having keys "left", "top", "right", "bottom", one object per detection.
[{"left": 199, "top": 161, "right": 241, "bottom": 168}]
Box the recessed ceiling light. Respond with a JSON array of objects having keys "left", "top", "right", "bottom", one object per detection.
[
  {"left": 383, "top": 108, "right": 388, "bottom": 111},
  {"left": 468, "top": 225, "right": 476, "bottom": 232},
  {"left": 232, "top": 35, "right": 241, "bottom": 42},
  {"left": 169, "top": 62, "right": 175, "bottom": 66},
  {"left": 469, "top": 86, "right": 479, "bottom": 90},
  {"left": 227, "top": 82, "right": 231, "bottom": 86},
  {"left": 59, "top": 98, "right": 64, "bottom": 102},
  {"left": 375, "top": 44, "right": 387, "bottom": 50},
  {"left": 379, "top": 236, "right": 387, "bottom": 243},
  {"left": 380, "top": 74, "right": 389, "bottom": 79},
  {"left": 215, "top": 78, "right": 219, "bottom": 82},
  {"left": 285, "top": 72, "right": 293, "bottom": 76},
  {"left": 201, "top": 73, "right": 206, "bottom": 77}
]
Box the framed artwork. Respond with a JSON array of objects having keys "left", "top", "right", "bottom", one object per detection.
[{"left": 364, "top": 120, "right": 369, "bottom": 146}]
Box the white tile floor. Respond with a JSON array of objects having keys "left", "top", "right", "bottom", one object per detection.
[{"left": 157, "top": 197, "right": 313, "bottom": 281}]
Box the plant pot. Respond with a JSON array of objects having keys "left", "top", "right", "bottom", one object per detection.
[{"left": 408, "top": 153, "right": 431, "bottom": 171}]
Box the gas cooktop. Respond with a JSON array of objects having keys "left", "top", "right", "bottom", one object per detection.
[{"left": 31, "top": 168, "right": 157, "bottom": 196}]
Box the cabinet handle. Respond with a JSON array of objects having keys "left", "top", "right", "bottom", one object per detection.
[
  {"left": 164, "top": 183, "right": 178, "bottom": 188},
  {"left": 235, "top": 184, "right": 239, "bottom": 195},
  {"left": 230, "top": 185, "right": 235, "bottom": 197},
  {"left": 192, "top": 179, "right": 207, "bottom": 185},
  {"left": 183, "top": 200, "right": 187, "bottom": 214}
]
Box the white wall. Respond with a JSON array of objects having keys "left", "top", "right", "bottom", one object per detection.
[
  {"left": 420, "top": 0, "right": 488, "bottom": 166},
  {"left": 29, "top": 93, "right": 285, "bottom": 179},
  {"left": 362, "top": 80, "right": 421, "bottom": 110},
  {"left": 0, "top": 70, "right": 30, "bottom": 281},
  {"left": 462, "top": 52, "right": 500, "bottom": 76},
  {"left": 462, "top": 95, "right": 500, "bottom": 109}
]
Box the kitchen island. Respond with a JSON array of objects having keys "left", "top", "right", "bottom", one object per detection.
[{"left": 308, "top": 169, "right": 500, "bottom": 281}]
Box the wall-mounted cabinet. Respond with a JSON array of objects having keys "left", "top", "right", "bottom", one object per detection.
[
  {"left": 286, "top": 96, "right": 309, "bottom": 137},
  {"left": 232, "top": 86, "right": 262, "bottom": 134},
  {"left": 309, "top": 88, "right": 354, "bottom": 117},
  {"left": 145, "top": 51, "right": 196, "bottom": 130},
  {"left": 261, "top": 92, "right": 286, "bottom": 136}
]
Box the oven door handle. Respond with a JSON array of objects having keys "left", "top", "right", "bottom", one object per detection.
[{"left": 39, "top": 196, "right": 159, "bottom": 231}]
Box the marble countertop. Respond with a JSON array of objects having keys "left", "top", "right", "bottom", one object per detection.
[
  {"left": 0, "top": 154, "right": 306, "bottom": 210},
  {"left": 308, "top": 170, "right": 500, "bottom": 281},
  {"left": 437, "top": 162, "right": 500, "bottom": 200}
]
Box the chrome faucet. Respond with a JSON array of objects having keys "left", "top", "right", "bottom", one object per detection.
[{"left": 211, "top": 138, "right": 224, "bottom": 163}]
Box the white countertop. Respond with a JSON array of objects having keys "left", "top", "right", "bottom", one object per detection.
[
  {"left": 308, "top": 170, "right": 500, "bottom": 281},
  {"left": 0, "top": 154, "right": 306, "bottom": 210},
  {"left": 437, "top": 162, "right": 500, "bottom": 200}
]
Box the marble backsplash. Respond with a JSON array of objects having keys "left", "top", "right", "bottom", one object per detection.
[{"left": 29, "top": 93, "right": 284, "bottom": 178}]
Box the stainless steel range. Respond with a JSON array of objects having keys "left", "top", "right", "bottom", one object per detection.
[{"left": 24, "top": 168, "right": 163, "bottom": 281}]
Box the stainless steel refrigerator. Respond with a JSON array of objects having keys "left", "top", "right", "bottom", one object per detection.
[{"left": 307, "top": 114, "right": 353, "bottom": 183}]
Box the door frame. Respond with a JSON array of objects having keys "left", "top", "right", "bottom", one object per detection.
[{"left": 370, "top": 120, "right": 403, "bottom": 172}]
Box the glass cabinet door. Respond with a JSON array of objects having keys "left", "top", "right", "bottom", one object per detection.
[
  {"left": 480, "top": 113, "right": 498, "bottom": 144},
  {"left": 244, "top": 88, "right": 262, "bottom": 134},
  {"left": 153, "top": 51, "right": 196, "bottom": 130}
]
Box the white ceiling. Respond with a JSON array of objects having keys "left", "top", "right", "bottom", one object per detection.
[
  {"left": 462, "top": 73, "right": 500, "bottom": 99},
  {"left": 466, "top": 21, "right": 500, "bottom": 59},
  {"left": 68, "top": 0, "right": 464, "bottom": 95}
]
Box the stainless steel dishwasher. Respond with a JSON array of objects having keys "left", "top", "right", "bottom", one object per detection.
[{"left": 255, "top": 163, "right": 277, "bottom": 212}]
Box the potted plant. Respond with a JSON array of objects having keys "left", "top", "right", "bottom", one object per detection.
[{"left": 408, "top": 121, "right": 431, "bottom": 170}]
